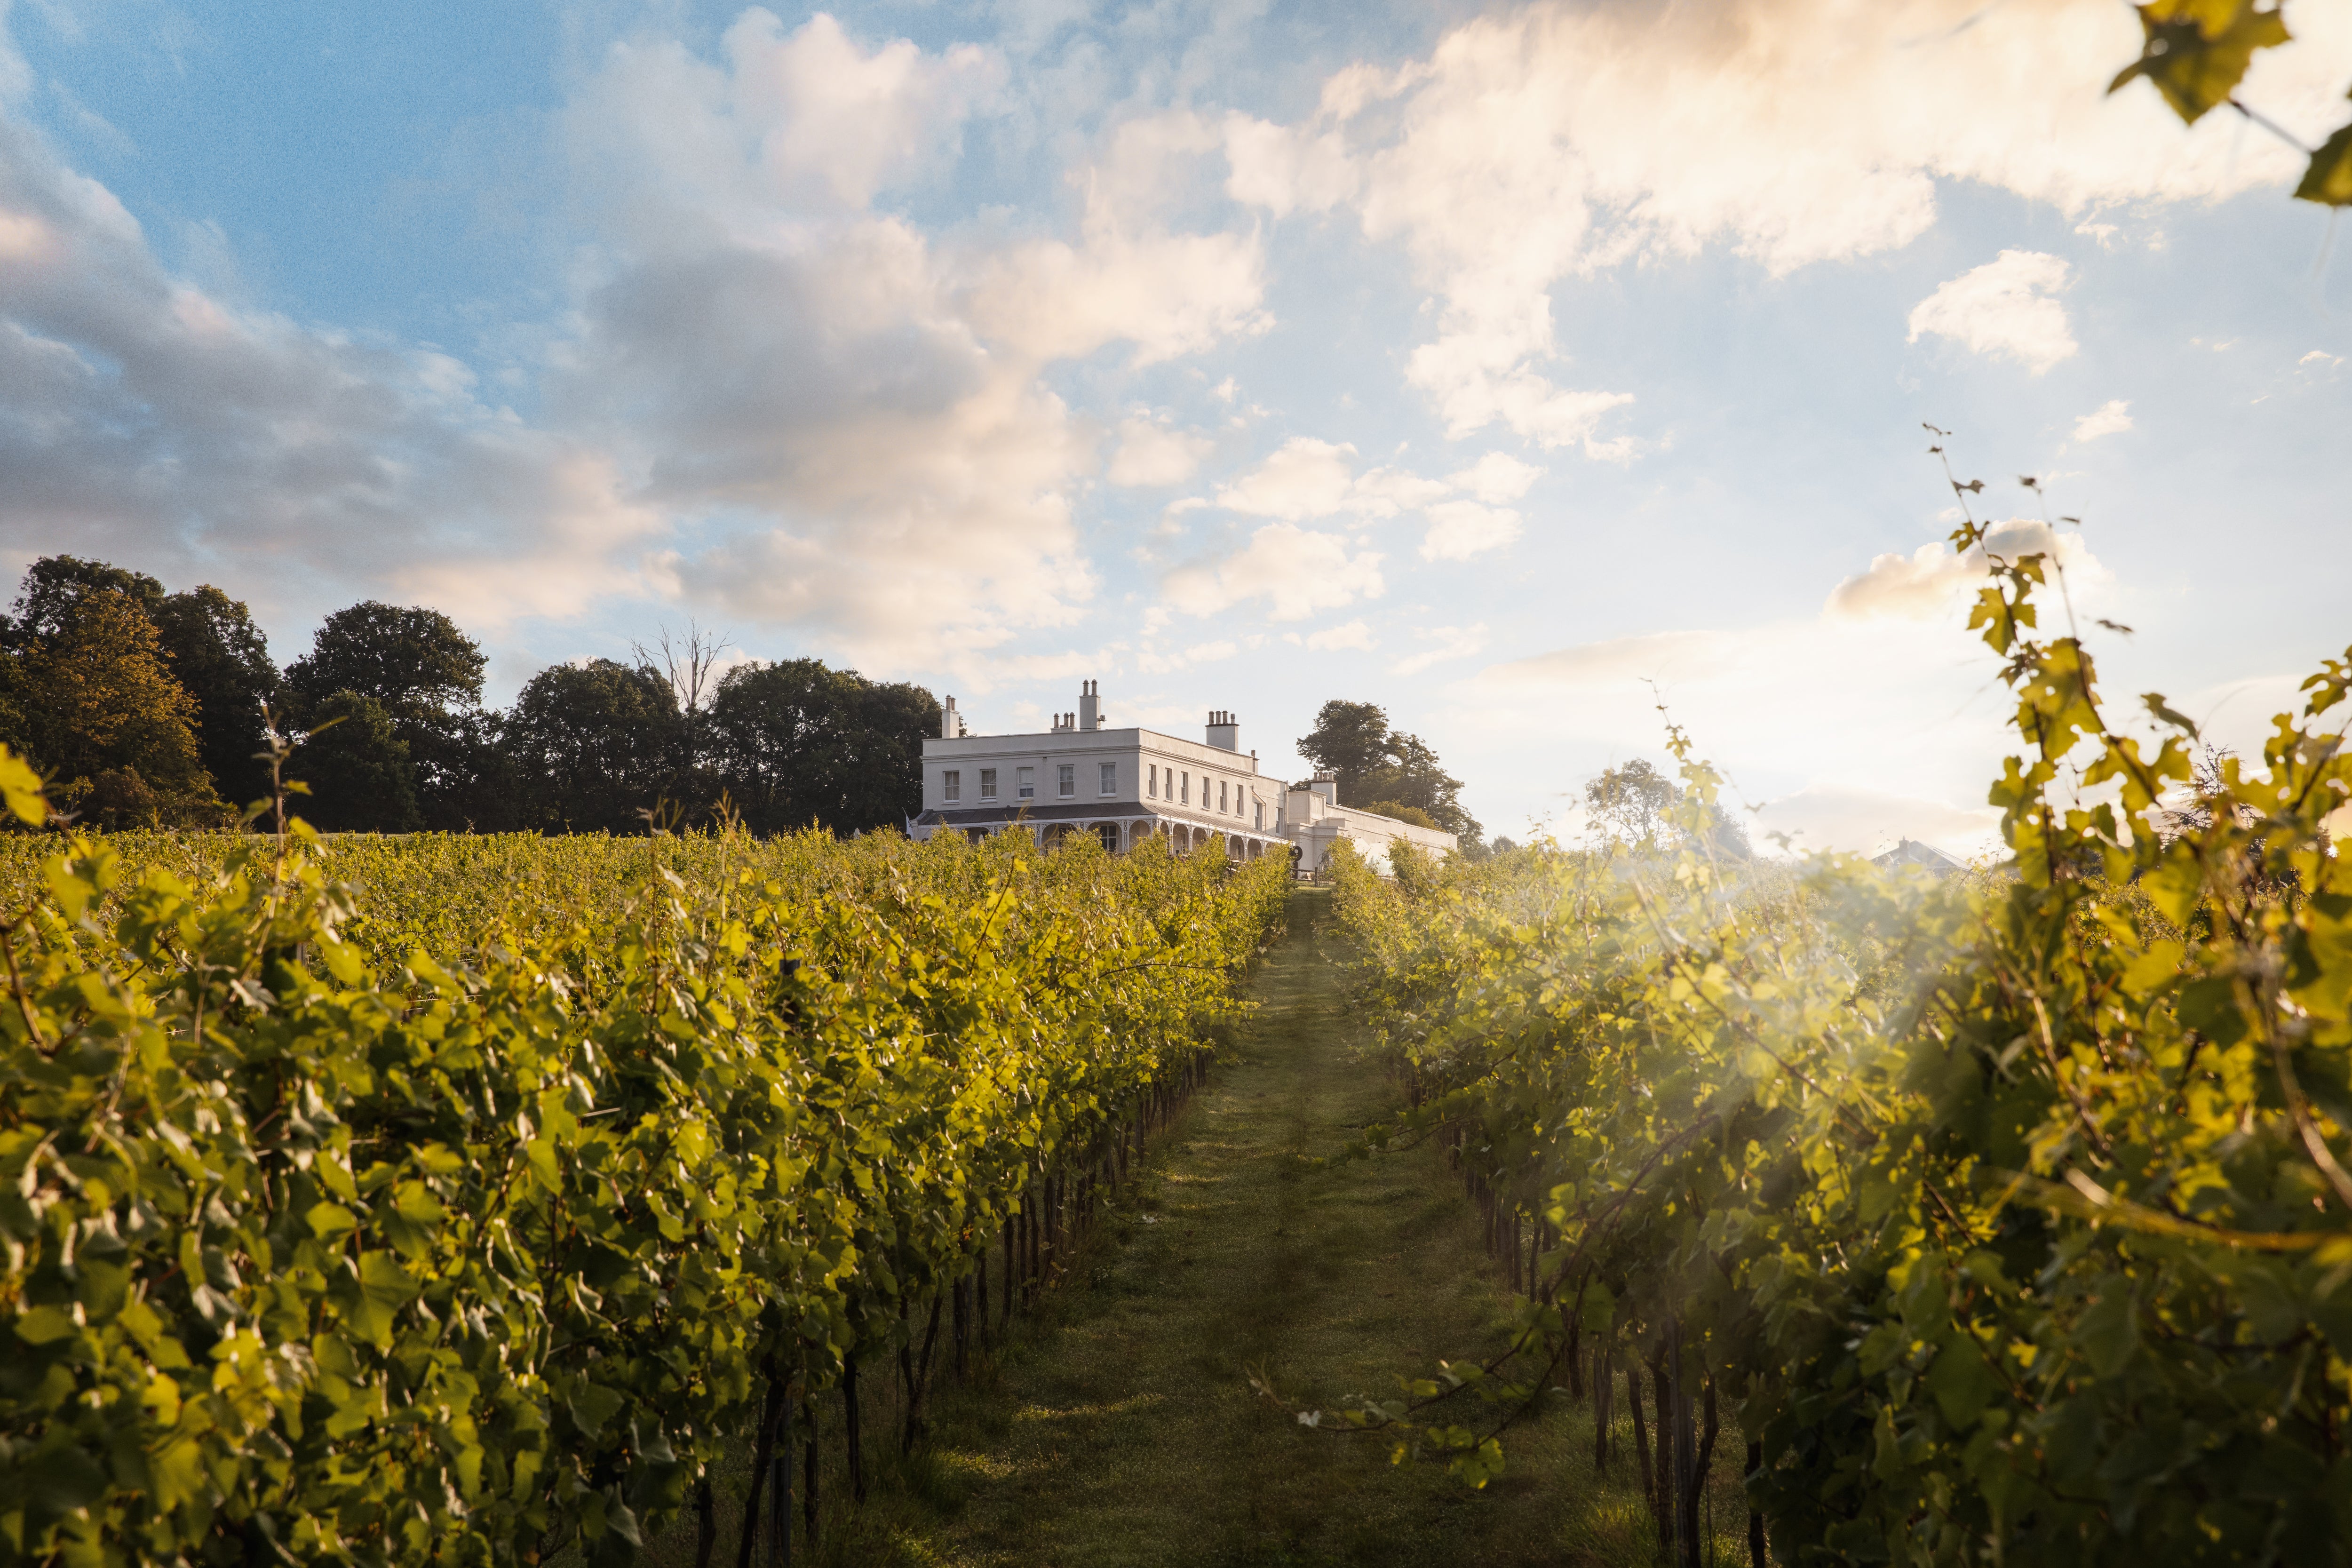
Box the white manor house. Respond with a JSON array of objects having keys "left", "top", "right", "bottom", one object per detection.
[{"left": 907, "top": 681, "right": 1458, "bottom": 873}]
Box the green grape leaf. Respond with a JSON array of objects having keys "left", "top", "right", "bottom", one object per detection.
[
  {"left": 1926, "top": 1332, "right": 1998, "bottom": 1428},
  {"left": 2109, "top": 1, "right": 2291, "bottom": 125},
  {"left": 2295, "top": 118, "right": 2352, "bottom": 206},
  {"left": 0, "top": 745, "right": 46, "bottom": 827}
]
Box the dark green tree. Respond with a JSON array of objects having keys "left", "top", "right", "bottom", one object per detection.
[
  {"left": 1297, "top": 699, "right": 1479, "bottom": 844},
  {"left": 1295, "top": 700, "right": 1394, "bottom": 799},
  {"left": 4, "top": 556, "right": 164, "bottom": 641},
  {"left": 504, "top": 660, "right": 684, "bottom": 834},
  {"left": 284, "top": 601, "right": 486, "bottom": 721},
  {"left": 290, "top": 691, "right": 422, "bottom": 832},
  {"left": 152, "top": 585, "right": 279, "bottom": 813},
  {"left": 285, "top": 601, "right": 494, "bottom": 830},
  {"left": 705, "top": 661, "right": 938, "bottom": 835}
]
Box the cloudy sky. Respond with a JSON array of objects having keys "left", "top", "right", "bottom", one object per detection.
[{"left": 3, "top": 0, "right": 2347, "bottom": 852}]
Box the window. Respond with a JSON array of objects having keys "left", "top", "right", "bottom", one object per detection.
[
  {"left": 1099, "top": 762, "right": 1117, "bottom": 796},
  {"left": 979, "top": 768, "right": 998, "bottom": 801},
  {"left": 1057, "top": 764, "right": 1075, "bottom": 798},
  {"left": 1254, "top": 800, "right": 1263, "bottom": 829},
  {"left": 1181, "top": 772, "right": 1190, "bottom": 805},
  {"left": 1148, "top": 764, "right": 1158, "bottom": 798},
  {"left": 1017, "top": 766, "right": 1036, "bottom": 800},
  {"left": 943, "top": 770, "right": 961, "bottom": 803},
  {"left": 1219, "top": 780, "right": 1228, "bottom": 813}
]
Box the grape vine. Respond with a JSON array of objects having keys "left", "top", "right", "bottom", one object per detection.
[
  {"left": 1291, "top": 457, "right": 2352, "bottom": 1564},
  {"left": 0, "top": 796, "right": 1288, "bottom": 1566}
]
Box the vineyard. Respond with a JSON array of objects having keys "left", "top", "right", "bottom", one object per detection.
[
  {"left": 1304, "top": 509, "right": 2352, "bottom": 1563},
  {"left": 0, "top": 789, "right": 1289, "bottom": 1566}
]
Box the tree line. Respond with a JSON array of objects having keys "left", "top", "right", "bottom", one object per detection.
[{"left": 0, "top": 556, "right": 938, "bottom": 836}]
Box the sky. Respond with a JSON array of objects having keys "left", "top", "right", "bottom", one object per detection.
[{"left": 2, "top": 0, "right": 2348, "bottom": 855}]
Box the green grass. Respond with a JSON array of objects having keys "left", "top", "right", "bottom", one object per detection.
[{"left": 657, "top": 887, "right": 1754, "bottom": 1568}]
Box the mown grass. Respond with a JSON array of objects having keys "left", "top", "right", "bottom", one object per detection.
[{"left": 660, "top": 887, "right": 1753, "bottom": 1568}]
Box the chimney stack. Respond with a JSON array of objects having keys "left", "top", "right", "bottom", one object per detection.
[
  {"left": 939, "top": 695, "right": 960, "bottom": 740},
  {"left": 1310, "top": 773, "right": 1336, "bottom": 805},
  {"left": 1206, "top": 709, "right": 1239, "bottom": 751},
  {"left": 1079, "top": 679, "right": 1102, "bottom": 731}
]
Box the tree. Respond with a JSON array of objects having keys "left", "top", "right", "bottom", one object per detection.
[
  {"left": 1583, "top": 759, "right": 1675, "bottom": 844},
  {"left": 1362, "top": 800, "right": 1440, "bottom": 829},
  {"left": 291, "top": 691, "right": 422, "bottom": 832},
  {"left": 1296, "top": 701, "right": 1395, "bottom": 799},
  {"left": 285, "top": 601, "right": 493, "bottom": 830},
  {"left": 5, "top": 556, "right": 164, "bottom": 641},
  {"left": 0, "top": 580, "right": 223, "bottom": 827},
  {"left": 833, "top": 675, "right": 941, "bottom": 831},
  {"left": 152, "top": 585, "right": 279, "bottom": 813},
  {"left": 1583, "top": 758, "right": 1752, "bottom": 859},
  {"left": 705, "top": 660, "right": 938, "bottom": 835},
  {"left": 284, "top": 601, "right": 487, "bottom": 722},
  {"left": 1297, "top": 699, "right": 1481, "bottom": 844},
  {"left": 505, "top": 660, "right": 684, "bottom": 833}
]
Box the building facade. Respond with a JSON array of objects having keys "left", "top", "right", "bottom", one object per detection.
[
  {"left": 1284, "top": 776, "right": 1459, "bottom": 874},
  {"left": 906, "top": 682, "right": 1458, "bottom": 871}
]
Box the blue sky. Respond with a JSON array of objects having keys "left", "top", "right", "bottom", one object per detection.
[{"left": 3, "top": 0, "right": 2348, "bottom": 852}]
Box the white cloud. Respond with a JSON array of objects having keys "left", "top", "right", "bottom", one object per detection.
[
  {"left": 1392, "top": 622, "right": 1488, "bottom": 675},
  {"left": 1420, "top": 500, "right": 1522, "bottom": 561},
  {"left": 1349, "top": 465, "right": 1454, "bottom": 517},
  {"left": 1450, "top": 451, "right": 1542, "bottom": 503},
  {"left": 2, "top": 8, "right": 1297, "bottom": 674},
  {"left": 2071, "top": 399, "right": 2133, "bottom": 443},
  {"left": 1161, "top": 522, "right": 1384, "bottom": 621},
  {"left": 1136, "top": 636, "right": 1239, "bottom": 674},
  {"left": 963, "top": 108, "right": 1273, "bottom": 365},
  {"left": 1222, "top": 112, "right": 1358, "bottom": 216},
  {"left": 1298, "top": 0, "right": 2348, "bottom": 444},
  {"left": 1108, "top": 415, "right": 1214, "bottom": 486},
  {"left": 0, "top": 113, "right": 658, "bottom": 632},
  {"left": 1906, "top": 250, "right": 2076, "bottom": 374},
  {"left": 1208, "top": 436, "right": 1456, "bottom": 522},
  {"left": 718, "top": 10, "right": 1002, "bottom": 209},
  {"left": 1214, "top": 437, "right": 1359, "bottom": 519},
  {"left": 548, "top": 12, "right": 1286, "bottom": 674},
  {"left": 1303, "top": 618, "right": 1377, "bottom": 652},
  {"left": 1823, "top": 519, "right": 2108, "bottom": 621}
]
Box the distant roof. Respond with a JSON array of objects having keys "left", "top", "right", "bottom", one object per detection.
[{"left": 1871, "top": 837, "right": 1966, "bottom": 873}]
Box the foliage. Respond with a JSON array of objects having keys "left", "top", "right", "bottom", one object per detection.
[
  {"left": 0, "top": 587, "right": 224, "bottom": 829},
  {"left": 2109, "top": 0, "right": 2352, "bottom": 207},
  {"left": 294, "top": 691, "right": 425, "bottom": 833},
  {"left": 1303, "top": 459, "right": 2352, "bottom": 1562},
  {"left": 4, "top": 558, "right": 166, "bottom": 642},
  {"left": 706, "top": 659, "right": 938, "bottom": 836},
  {"left": 505, "top": 660, "right": 688, "bottom": 835},
  {"left": 1362, "top": 801, "right": 1440, "bottom": 831},
  {"left": 1296, "top": 700, "right": 1479, "bottom": 844},
  {"left": 1583, "top": 760, "right": 1676, "bottom": 844},
  {"left": 151, "top": 586, "right": 282, "bottom": 814},
  {"left": 0, "top": 790, "right": 1289, "bottom": 1567},
  {"left": 283, "top": 602, "right": 488, "bottom": 727}
]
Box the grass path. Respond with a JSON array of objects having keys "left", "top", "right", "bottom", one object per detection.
[{"left": 821, "top": 886, "right": 1699, "bottom": 1568}]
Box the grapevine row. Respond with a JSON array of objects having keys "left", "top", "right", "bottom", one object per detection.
[
  {"left": 0, "top": 801, "right": 1289, "bottom": 1566},
  {"left": 1309, "top": 517, "right": 2352, "bottom": 1565}
]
